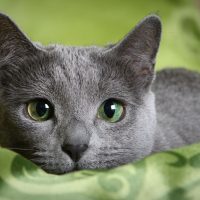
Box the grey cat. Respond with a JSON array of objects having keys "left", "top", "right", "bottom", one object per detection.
[{"left": 0, "top": 13, "right": 200, "bottom": 174}]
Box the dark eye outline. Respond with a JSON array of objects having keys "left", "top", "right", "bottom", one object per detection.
[
  {"left": 97, "top": 98, "right": 126, "bottom": 123},
  {"left": 26, "top": 98, "right": 54, "bottom": 122}
]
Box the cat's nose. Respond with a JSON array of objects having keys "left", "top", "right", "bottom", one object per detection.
[{"left": 62, "top": 144, "right": 88, "bottom": 162}]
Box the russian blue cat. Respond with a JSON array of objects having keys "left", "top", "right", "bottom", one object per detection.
[{"left": 0, "top": 13, "right": 199, "bottom": 174}]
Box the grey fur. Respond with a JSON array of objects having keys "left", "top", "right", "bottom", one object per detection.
[{"left": 0, "top": 13, "right": 199, "bottom": 174}]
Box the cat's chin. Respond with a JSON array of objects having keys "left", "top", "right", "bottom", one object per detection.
[
  {"left": 41, "top": 159, "right": 128, "bottom": 175},
  {"left": 41, "top": 166, "right": 72, "bottom": 175},
  {"left": 41, "top": 162, "right": 75, "bottom": 175},
  {"left": 76, "top": 159, "right": 131, "bottom": 171}
]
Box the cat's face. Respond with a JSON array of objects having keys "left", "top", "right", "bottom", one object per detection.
[{"left": 0, "top": 14, "right": 161, "bottom": 174}]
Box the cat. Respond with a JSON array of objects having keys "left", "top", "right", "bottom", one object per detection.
[{"left": 0, "top": 13, "right": 200, "bottom": 174}]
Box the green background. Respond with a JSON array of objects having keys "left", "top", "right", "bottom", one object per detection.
[
  {"left": 0, "top": 1, "right": 200, "bottom": 199},
  {"left": 0, "top": 0, "right": 200, "bottom": 70}
]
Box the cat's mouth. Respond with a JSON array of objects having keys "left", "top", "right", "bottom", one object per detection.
[
  {"left": 31, "top": 145, "right": 135, "bottom": 174},
  {"left": 39, "top": 152, "right": 122, "bottom": 175}
]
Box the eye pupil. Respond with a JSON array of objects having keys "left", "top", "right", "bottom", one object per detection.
[
  {"left": 36, "top": 102, "right": 49, "bottom": 117},
  {"left": 104, "top": 100, "right": 116, "bottom": 118}
]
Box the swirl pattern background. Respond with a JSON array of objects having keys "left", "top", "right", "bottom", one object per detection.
[{"left": 0, "top": 143, "right": 200, "bottom": 200}]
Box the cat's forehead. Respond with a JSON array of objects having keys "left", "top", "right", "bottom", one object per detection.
[
  {"left": 47, "top": 46, "right": 102, "bottom": 101},
  {"left": 49, "top": 45, "right": 131, "bottom": 99},
  {"left": 51, "top": 45, "right": 102, "bottom": 78}
]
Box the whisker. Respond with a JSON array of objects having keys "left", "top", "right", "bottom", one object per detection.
[
  {"left": 32, "top": 151, "right": 54, "bottom": 159},
  {"left": 5, "top": 147, "right": 35, "bottom": 151},
  {"left": 100, "top": 147, "right": 133, "bottom": 151},
  {"left": 99, "top": 152, "right": 127, "bottom": 156},
  {"left": 29, "top": 156, "right": 49, "bottom": 165}
]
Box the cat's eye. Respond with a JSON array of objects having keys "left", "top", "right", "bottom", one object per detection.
[
  {"left": 27, "top": 99, "right": 53, "bottom": 121},
  {"left": 97, "top": 98, "right": 125, "bottom": 123}
]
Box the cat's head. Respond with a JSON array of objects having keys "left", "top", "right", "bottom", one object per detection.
[{"left": 0, "top": 13, "right": 161, "bottom": 174}]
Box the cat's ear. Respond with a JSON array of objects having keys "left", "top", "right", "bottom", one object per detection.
[
  {"left": 105, "top": 15, "right": 161, "bottom": 88},
  {"left": 111, "top": 15, "right": 161, "bottom": 64},
  {"left": 0, "top": 13, "right": 37, "bottom": 61}
]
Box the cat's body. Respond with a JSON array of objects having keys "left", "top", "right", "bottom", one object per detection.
[
  {"left": 154, "top": 68, "right": 200, "bottom": 151},
  {"left": 0, "top": 13, "right": 199, "bottom": 174}
]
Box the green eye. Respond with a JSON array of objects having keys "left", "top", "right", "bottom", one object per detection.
[
  {"left": 97, "top": 99, "right": 125, "bottom": 123},
  {"left": 27, "top": 99, "right": 53, "bottom": 121}
]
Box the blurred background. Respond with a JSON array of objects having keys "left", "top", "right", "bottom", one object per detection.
[{"left": 0, "top": 0, "right": 200, "bottom": 71}]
